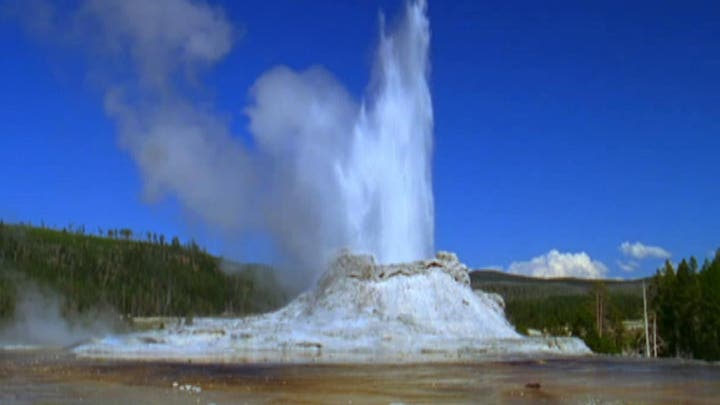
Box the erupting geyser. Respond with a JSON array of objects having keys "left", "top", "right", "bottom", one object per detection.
[
  {"left": 338, "top": 0, "right": 434, "bottom": 263},
  {"left": 246, "top": 0, "right": 434, "bottom": 268},
  {"left": 71, "top": 1, "right": 591, "bottom": 362}
]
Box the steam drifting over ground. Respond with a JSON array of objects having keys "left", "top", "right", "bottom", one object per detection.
[
  {"left": 0, "top": 282, "right": 117, "bottom": 349},
  {"left": 16, "top": 0, "right": 435, "bottom": 280}
]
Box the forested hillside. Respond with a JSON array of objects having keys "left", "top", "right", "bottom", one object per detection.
[
  {"left": 471, "top": 270, "right": 645, "bottom": 299},
  {"left": 471, "top": 270, "right": 645, "bottom": 354},
  {"left": 0, "top": 221, "right": 288, "bottom": 323}
]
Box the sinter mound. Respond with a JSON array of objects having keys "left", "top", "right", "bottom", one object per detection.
[{"left": 74, "top": 251, "right": 590, "bottom": 363}]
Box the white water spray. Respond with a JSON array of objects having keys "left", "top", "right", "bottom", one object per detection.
[
  {"left": 338, "top": 0, "right": 434, "bottom": 263},
  {"left": 246, "top": 0, "right": 434, "bottom": 269}
]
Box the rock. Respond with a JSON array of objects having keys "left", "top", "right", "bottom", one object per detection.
[
  {"left": 177, "top": 384, "right": 202, "bottom": 394},
  {"left": 319, "top": 249, "right": 471, "bottom": 287},
  {"left": 480, "top": 292, "right": 505, "bottom": 310},
  {"left": 435, "top": 251, "right": 458, "bottom": 262}
]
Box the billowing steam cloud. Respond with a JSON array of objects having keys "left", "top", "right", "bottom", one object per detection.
[{"left": 17, "top": 0, "right": 434, "bottom": 281}]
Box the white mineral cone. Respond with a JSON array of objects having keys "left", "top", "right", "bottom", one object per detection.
[{"left": 74, "top": 251, "right": 591, "bottom": 362}]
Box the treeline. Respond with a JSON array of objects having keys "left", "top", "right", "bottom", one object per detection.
[
  {"left": 471, "top": 270, "right": 644, "bottom": 300},
  {"left": 504, "top": 286, "right": 643, "bottom": 354},
  {"left": 651, "top": 251, "right": 720, "bottom": 361},
  {"left": 472, "top": 270, "right": 646, "bottom": 354},
  {"left": 0, "top": 221, "right": 288, "bottom": 323}
]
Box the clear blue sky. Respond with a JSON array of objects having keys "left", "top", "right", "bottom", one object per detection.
[{"left": 1, "top": 0, "right": 718, "bottom": 278}]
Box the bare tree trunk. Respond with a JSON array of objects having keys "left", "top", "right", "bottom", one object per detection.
[
  {"left": 653, "top": 313, "right": 658, "bottom": 357},
  {"left": 643, "top": 281, "right": 650, "bottom": 358}
]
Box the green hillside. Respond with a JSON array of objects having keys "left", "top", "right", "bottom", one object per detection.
[
  {"left": 471, "top": 269, "right": 646, "bottom": 300},
  {"left": 0, "top": 221, "right": 288, "bottom": 324}
]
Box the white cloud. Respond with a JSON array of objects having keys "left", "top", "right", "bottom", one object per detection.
[
  {"left": 508, "top": 250, "right": 608, "bottom": 279},
  {"left": 617, "top": 260, "right": 639, "bottom": 273},
  {"left": 619, "top": 241, "right": 671, "bottom": 260}
]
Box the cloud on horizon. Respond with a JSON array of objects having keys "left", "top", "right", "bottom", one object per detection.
[
  {"left": 508, "top": 249, "right": 608, "bottom": 279},
  {"left": 619, "top": 241, "right": 671, "bottom": 260},
  {"left": 617, "top": 260, "right": 640, "bottom": 273}
]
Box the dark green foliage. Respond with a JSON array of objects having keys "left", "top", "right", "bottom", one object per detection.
[
  {"left": 0, "top": 222, "right": 287, "bottom": 322},
  {"left": 504, "top": 291, "right": 641, "bottom": 354},
  {"left": 652, "top": 251, "right": 720, "bottom": 360},
  {"left": 471, "top": 270, "right": 646, "bottom": 300},
  {"left": 472, "top": 271, "right": 645, "bottom": 354},
  {"left": 0, "top": 272, "right": 16, "bottom": 319}
]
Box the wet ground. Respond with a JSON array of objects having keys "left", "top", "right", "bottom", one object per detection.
[{"left": 1, "top": 349, "right": 719, "bottom": 404}]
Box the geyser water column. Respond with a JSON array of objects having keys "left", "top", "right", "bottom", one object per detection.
[
  {"left": 338, "top": 0, "right": 434, "bottom": 264},
  {"left": 247, "top": 0, "right": 434, "bottom": 269}
]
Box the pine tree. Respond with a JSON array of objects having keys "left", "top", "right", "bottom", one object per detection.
[
  {"left": 654, "top": 260, "right": 678, "bottom": 356},
  {"left": 697, "top": 250, "right": 720, "bottom": 359}
]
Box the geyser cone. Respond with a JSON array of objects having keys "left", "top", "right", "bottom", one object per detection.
[{"left": 74, "top": 252, "right": 590, "bottom": 363}]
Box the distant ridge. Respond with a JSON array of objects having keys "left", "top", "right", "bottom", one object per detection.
[{"left": 470, "top": 269, "right": 647, "bottom": 300}]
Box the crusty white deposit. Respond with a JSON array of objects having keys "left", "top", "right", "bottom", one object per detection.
[{"left": 74, "top": 252, "right": 590, "bottom": 363}]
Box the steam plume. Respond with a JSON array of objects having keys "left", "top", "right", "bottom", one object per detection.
[
  {"left": 0, "top": 283, "right": 117, "bottom": 347},
  {"left": 17, "top": 0, "right": 435, "bottom": 282}
]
